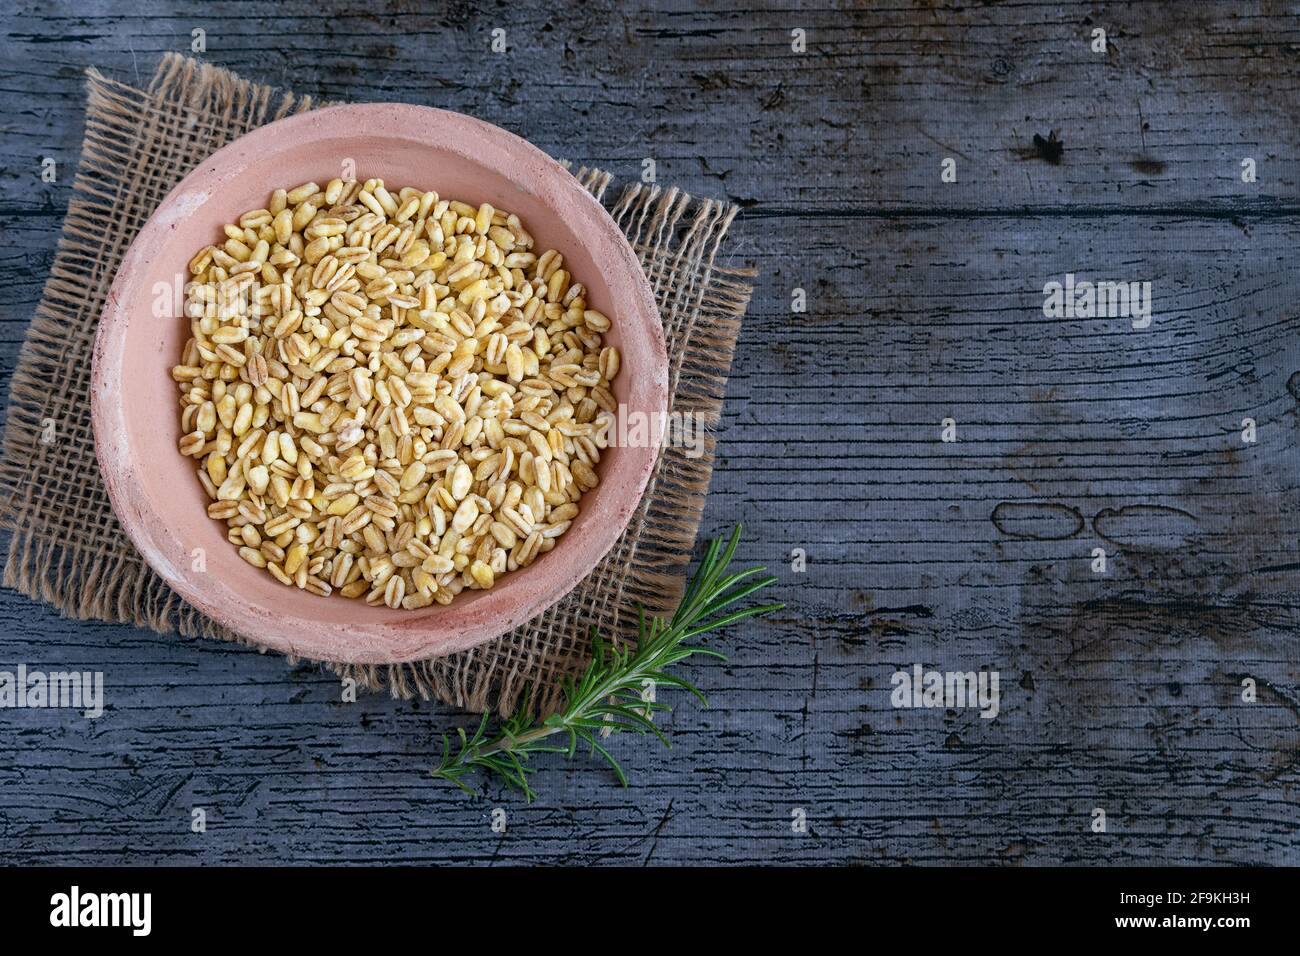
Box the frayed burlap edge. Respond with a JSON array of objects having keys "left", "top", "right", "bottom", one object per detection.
[{"left": 0, "top": 53, "right": 755, "bottom": 717}]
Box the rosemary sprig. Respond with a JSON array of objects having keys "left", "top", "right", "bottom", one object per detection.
[{"left": 431, "top": 524, "right": 782, "bottom": 801}]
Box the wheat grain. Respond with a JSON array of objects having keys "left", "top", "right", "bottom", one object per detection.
[{"left": 173, "top": 177, "right": 619, "bottom": 607}]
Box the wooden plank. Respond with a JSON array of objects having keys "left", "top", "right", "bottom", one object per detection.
[{"left": 1, "top": 1, "right": 1299, "bottom": 212}]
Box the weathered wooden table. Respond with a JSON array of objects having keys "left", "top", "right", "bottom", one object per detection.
[{"left": 1, "top": 0, "right": 1297, "bottom": 865}]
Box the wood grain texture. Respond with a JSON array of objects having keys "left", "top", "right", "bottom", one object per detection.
[{"left": 0, "top": 0, "right": 1298, "bottom": 865}]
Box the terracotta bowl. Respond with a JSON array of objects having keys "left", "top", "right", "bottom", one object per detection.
[{"left": 91, "top": 103, "right": 667, "bottom": 665}]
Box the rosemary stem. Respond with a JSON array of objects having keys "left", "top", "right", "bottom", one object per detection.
[
  {"left": 476, "top": 724, "right": 563, "bottom": 758},
  {"left": 430, "top": 524, "right": 782, "bottom": 799}
]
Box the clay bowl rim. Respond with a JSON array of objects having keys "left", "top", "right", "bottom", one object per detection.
[{"left": 90, "top": 102, "right": 667, "bottom": 665}]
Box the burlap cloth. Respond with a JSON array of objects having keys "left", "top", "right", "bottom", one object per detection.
[{"left": 0, "top": 54, "right": 753, "bottom": 716}]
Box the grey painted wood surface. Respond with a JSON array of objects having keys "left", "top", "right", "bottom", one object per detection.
[{"left": 1, "top": 0, "right": 1298, "bottom": 865}]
